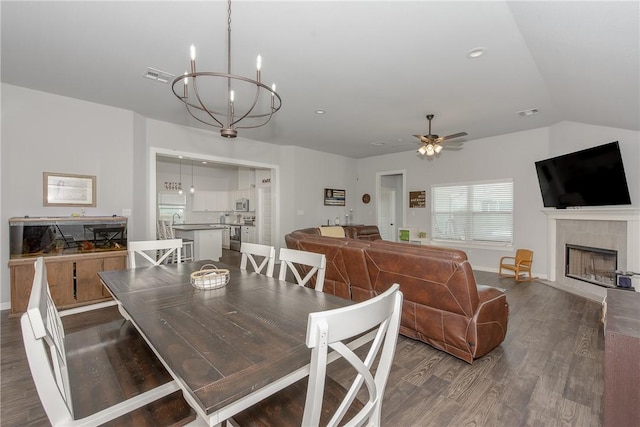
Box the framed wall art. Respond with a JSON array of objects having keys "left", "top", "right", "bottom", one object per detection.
[
  {"left": 43, "top": 172, "right": 96, "bottom": 207},
  {"left": 324, "top": 188, "right": 345, "bottom": 206},
  {"left": 409, "top": 190, "right": 426, "bottom": 208}
]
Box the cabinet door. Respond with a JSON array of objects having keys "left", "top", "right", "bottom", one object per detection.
[
  {"left": 103, "top": 255, "right": 127, "bottom": 297},
  {"left": 214, "top": 191, "right": 229, "bottom": 211},
  {"left": 75, "top": 258, "right": 105, "bottom": 303},
  {"left": 192, "top": 191, "right": 211, "bottom": 211},
  {"left": 10, "top": 260, "right": 75, "bottom": 314}
]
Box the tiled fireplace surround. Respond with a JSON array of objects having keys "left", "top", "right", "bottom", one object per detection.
[{"left": 544, "top": 208, "right": 640, "bottom": 300}]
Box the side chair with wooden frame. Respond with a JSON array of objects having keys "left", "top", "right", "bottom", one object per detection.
[{"left": 499, "top": 248, "right": 535, "bottom": 282}]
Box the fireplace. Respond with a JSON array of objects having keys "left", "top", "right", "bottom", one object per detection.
[
  {"left": 565, "top": 244, "right": 617, "bottom": 287},
  {"left": 543, "top": 208, "right": 640, "bottom": 299}
]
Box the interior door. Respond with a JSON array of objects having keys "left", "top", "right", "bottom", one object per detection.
[{"left": 378, "top": 188, "right": 397, "bottom": 241}]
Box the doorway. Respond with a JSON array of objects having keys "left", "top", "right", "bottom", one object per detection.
[{"left": 376, "top": 171, "right": 406, "bottom": 242}]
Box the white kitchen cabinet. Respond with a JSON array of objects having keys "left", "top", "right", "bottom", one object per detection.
[
  {"left": 192, "top": 191, "right": 229, "bottom": 212},
  {"left": 241, "top": 226, "right": 256, "bottom": 244},
  {"left": 222, "top": 226, "right": 230, "bottom": 249}
]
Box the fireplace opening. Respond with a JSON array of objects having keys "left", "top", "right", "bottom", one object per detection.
[{"left": 565, "top": 244, "right": 617, "bottom": 288}]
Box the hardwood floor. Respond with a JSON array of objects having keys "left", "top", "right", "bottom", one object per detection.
[{"left": 1, "top": 250, "right": 604, "bottom": 426}]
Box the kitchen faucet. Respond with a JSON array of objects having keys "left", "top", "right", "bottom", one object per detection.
[{"left": 172, "top": 213, "right": 182, "bottom": 225}]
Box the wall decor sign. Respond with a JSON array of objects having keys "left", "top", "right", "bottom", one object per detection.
[
  {"left": 409, "top": 190, "right": 426, "bottom": 208},
  {"left": 324, "top": 188, "right": 345, "bottom": 206},
  {"left": 43, "top": 172, "right": 96, "bottom": 207}
]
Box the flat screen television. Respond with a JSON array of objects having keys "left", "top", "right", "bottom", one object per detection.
[{"left": 534, "top": 141, "right": 632, "bottom": 209}]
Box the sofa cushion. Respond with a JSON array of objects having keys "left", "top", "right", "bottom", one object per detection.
[{"left": 319, "top": 226, "right": 346, "bottom": 238}]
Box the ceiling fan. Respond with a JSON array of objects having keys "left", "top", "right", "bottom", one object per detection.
[{"left": 414, "top": 114, "right": 468, "bottom": 157}]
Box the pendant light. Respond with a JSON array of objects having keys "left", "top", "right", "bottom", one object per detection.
[
  {"left": 178, "top": 159, "right": 183, "bottom": 195},
  {"left": 190, "top": 160, "right": 195, "bottom": 194}
]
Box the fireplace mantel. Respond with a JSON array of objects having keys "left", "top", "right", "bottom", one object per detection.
[{"left": 543, "top": 208, "right": 640, "bottom": 285}]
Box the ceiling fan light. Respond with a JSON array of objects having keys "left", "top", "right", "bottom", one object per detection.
[
  {"left": 426, "top": 146, "right": 435, "bottom": 156},
  {"left": 434, "top": 144, "right": 443, "bottom": 154},
  {"left": 418, "top": 145, "right": 428, "bottom": 155}
]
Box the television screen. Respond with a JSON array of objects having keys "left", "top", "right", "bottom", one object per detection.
[{"left": 534, "top": 141, "right": 632, "bottom": 208}]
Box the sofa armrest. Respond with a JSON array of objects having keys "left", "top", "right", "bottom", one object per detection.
[{"left": 472, "top": 285, "right": 509, "bottom": 358}]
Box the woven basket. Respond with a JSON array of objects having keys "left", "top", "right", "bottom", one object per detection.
[{"left": 191, "top": 264, "right": 230, "bottom": 290}]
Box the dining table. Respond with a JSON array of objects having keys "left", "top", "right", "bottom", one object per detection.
[{"left": 98, "top": 260, "right": 356, "bottom": 426}]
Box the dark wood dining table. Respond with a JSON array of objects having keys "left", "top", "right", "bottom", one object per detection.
[{"left": 98, "top": 260, "right": 354, "bottom": 426}]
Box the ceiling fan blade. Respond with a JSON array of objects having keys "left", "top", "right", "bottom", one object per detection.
[
  {"left": 439, "top": 132, "right": 468, "bottom": 141},
  {"left": 413, "top": 134, "right": 431, "bottom": 144}
]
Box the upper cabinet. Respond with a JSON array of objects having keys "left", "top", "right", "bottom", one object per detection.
[
  {"left": 158, "top": 192, "right": 187, "bottom": 206},
  {"left": 192, "top": 191, "right": 229, "bottom": 212}
]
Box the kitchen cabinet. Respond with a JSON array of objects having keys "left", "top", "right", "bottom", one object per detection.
[
  {"left": 222, "top": 226, "right": 230, "bottom": 249},
  {"left": 172, "top": 225, "right": 223, "bottom": 261},
  {"left": 192, "top": 190, "right": 229, "bottom": 212},
  {"left": 242, "top": 226, "right": 256, "bottom": 244}
]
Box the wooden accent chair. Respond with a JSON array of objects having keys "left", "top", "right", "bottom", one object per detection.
[
  {"left": 240, "top": 242, "right": 276, "bottom": 277},
  {"left": 127, "top": 239, "right": 183, "bottom": 268},
  {"left": 499, "top": 249, "right": 534, "bottom": 281},
  {"left": 20, "top": 257, "right": 195, "bottom": 426},
  {"left": 278, "top": 247, "right": 327, "bottom": 291},
  {"left": 232, "top": 284, "right": 403, "bottom": 427}
]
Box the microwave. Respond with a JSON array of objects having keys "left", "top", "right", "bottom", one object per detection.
[{"left": 235, "top": 198, "right": 249, "bottom": 211}]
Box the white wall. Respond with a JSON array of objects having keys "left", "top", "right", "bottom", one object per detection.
[
  {"left": 2, "top": 83, "right": 638, "bottom": 309},
  {"left": 355, "top": 123, "right": 640, "bottom": 275},
  {"left": 1, "top": 84, "right": 135, "bottom": 308}
]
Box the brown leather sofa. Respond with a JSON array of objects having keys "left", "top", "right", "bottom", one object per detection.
[{"left": 284, "top": 226, "right": 509, "bottom": 363}]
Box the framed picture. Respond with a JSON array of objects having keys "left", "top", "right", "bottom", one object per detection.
[
  {"left": 324, "top": 188, "right": 345, "bottom": 206},
  {"left": 409, "top": 191, "right": 426, "bottom": 208},
  {"left": 43, "top": 172, "right": 96, "bottom": 207}
]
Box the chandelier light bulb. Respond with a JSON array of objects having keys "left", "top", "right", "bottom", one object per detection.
[
  {"left": 271, "top": 83, "right": 276, "bottom": 92},
  {"left": 230, "top": 90, "right": 235, "bottom": 103},
  {"left": 190, "top": 45, "right": 196, "bottom": 61},
  {"left": 256, "top": 54, "right": 262, "bottom": 71}
]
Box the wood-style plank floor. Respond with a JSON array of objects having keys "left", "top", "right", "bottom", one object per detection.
[{"left": 1, "top": 249, "right": 604, "bottom": 426}]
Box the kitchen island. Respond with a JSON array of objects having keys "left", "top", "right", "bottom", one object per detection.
[{"left": 171, "top": 224, "right": 226, "bottom": 262}]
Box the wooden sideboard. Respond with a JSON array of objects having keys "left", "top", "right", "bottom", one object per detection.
[
  {"left": 9, "top": 251, "right": 127, "bottom": 315},
  {"left": 8, "top": 216, "right": 128, "bottom": 315},
  {"left": 604, "top": 289, "right": 640, "bottom": 427}
]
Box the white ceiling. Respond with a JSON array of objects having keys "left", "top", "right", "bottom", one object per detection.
[{"left": 2, "top": 1, "right": 638, "bottom": 159}]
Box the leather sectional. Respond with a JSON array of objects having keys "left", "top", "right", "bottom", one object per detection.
[{"left": 284, "top": 226, "right": 509, "bottom": 363}]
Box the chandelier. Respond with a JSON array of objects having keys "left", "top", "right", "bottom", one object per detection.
[{"left": 172, "top": 0, "right": 282, "bottom": 138}]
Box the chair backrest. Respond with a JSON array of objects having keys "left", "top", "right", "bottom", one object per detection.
[
  {"left": 278, "top": 247, "right": 326, "bottom": 291},
  {"left": 302, "top": 283, "right": 403, "bottom": 426},
  {"left": 240, "top": 242, "right": 276, "bottom": 277},
  {"left": 156, "top": 220, "right": 175, "bottom": 240},
  {"left": 516, "top": 249, "right": 533, "bottom": 264},
  {"left": 21, "top": 257, "right": 75, "bottom": 424},
  {"left": 127, "top": 239, "right": 182, "bottom": 268}
]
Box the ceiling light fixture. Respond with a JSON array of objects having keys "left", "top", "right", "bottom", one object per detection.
[
  {"left": 190, "top": 160, "right": 195, "bottom": 194},
  {"left": 172, "top": 0, "right": 282, "bottom": 138},
  {"left": 467, "top": 47, "right": 486, "bottom": 59}
]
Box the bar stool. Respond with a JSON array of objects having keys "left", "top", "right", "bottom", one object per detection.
[{"left": 160, "top": 220, "right": 194, "bottom": 263}]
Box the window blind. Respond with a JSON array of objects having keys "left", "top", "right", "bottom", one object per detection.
[{"left": 431, "top": 179, "right": 513, "bottom": 245}]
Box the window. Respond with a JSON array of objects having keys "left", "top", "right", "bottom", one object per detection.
[{"left": 431, "top": 179, "right": 513, "bottom": 246}]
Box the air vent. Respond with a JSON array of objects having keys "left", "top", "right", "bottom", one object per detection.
[
  {"left": 144, "top": 67, "right": 175, "bottom": 84},
  {"left": 517, "top": 108, "right": 540, "bottom": 117}
]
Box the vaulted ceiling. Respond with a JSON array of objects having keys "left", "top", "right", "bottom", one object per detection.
[{"left": 2, "top": 1, "right": 638, "bottom": 159}]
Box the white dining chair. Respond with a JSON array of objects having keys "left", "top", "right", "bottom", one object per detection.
[
  {"left": 20, "top": 257, "right": 196, "bottom": 426},
  {"left": 232, "top": 284, "right": 403, "bottom": 427},
  {"left": 127, "top": 239, "right": 182, "bottom": 268},
  {"left": 240, "top": 242, "right": 276, "bottom": 277},
  {"left": 278, "top": 248, "right": 326, "bottom": 291}
]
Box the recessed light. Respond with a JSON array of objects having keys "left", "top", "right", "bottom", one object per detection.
[
  {"left": 315, "top": 109, "right": 326, "bottom": 114},
  {"left": 466, "top": 47, "right": 486, "bottom": 59},
  {"left": 517, "top": 108, "right": 540, "bottom": 117},
  {"left": 201, "top": 161, "right": 207, "bottom": 164},
  {"left": 371, "top": 141, "right": 386, "bottom": 146}
]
